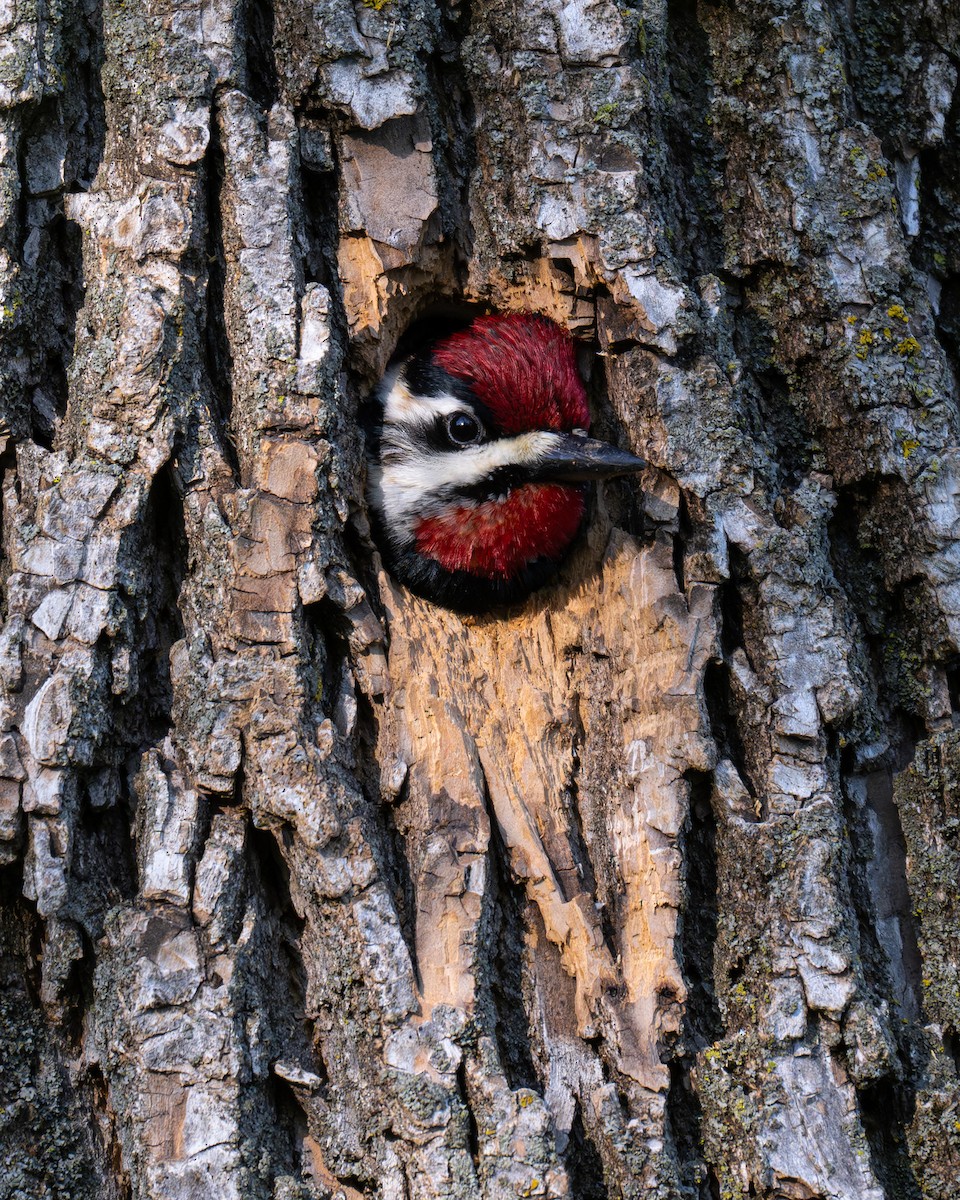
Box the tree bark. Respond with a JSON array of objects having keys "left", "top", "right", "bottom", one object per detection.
[{"left": 1, "top": 0, "right": 959, "bottom": 1197}]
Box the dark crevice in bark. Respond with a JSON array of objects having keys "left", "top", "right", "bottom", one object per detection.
[
  {"left": 753, "top": 365, "right": 813, "bottom": 495},
  {"left": 64, "top": 0, "right": 107, "bottom": 192},
  {"left": 372, "top": 776, "right": 422, "bottom": 991},
  {"left": 483, "top": 804, "right": 540, "bottom": 1093},
  {"left": 26, "top": 208, "right": 84, "bottom": 450},
  {"left": 838, "top": 761, "right": 930, "bottom": 1178},
  {"left": 911, "top": 28, "right": 960, "bottom": 306},
  {"left": 669, "top": 770, "right": 720, "bottom": 1198},
  {"left": 244, "top": 0, "right": 279, "bottom": 111},
  {"left": 299, "top": 160, "right": 339, "bottom": 292},
  {"left": 944, "top": 654, "right": 960, "bottom": 716},
  {"left": 565, "top": 1100, "right": 610, "bottom": 1200},
  {"left": 858, "top": 1076, "right": 923, "bottom": 1200},
  {"left": 71, "top": 772, "right": 137, "bottom": 925},
  {"left": 56, "top": 919, "right": 95, "bottom": 1044},
  {"left": 838, "top": 0, "right": 907, "bottom": 136},
  {"left": 58, "top": 462, "right": 187, "bottom": 1015},
  {"left": 14, "top": 103, "right": 86, "bottom": 451},
  {"left": 342, "top": 503, "right": 385, "bottom": 600},
  {"left": 328, "top": 589, "right": 424, "bottom": 981},
  {"left": 83, "top": 1062, "right": 131, "bottom": 1200},
  {"left": 730, "top": 290, "right": 820, "bottom": 501},
  {"left": 563, "top": 723, "right": 600, "bottom": 904},
  {"left": 295, "top": 117, "right": 355, "bottom": 518},
  {"left": 248, "top": 822, "right": 307, "bottom": 942},
  {"left": 662, "top": 0, "right": 725, "bottom": 278},
  {"left": 703, "top": 658, "right": 759, "bottom": 817},
  {"left": 0, "top": 435, "right": 17, "bottom": 622},
  {"left": 718, "top": 260, "right": 778, "bottom": 300},
  {"left": 297, "top": 127, "right": 344, "bottom": 301},
  {"left": 845, "top": 764, "right": 924, "bottom": 1020},
  {"left": 90, "top": 463, "right": 187, "bottom": 868},
  {"left": 303, "top": 594, "right": 351, "bottom": 719},
  {"left": 247, "top": 824, "right": 315, "bottom": 1083},
  {"left": 829, "top": 479, "right": 948, "bottom": 733},
  {"left": 456, "top": 1059, "right": 481, "bottom": 1169},
  {"left": 257, "top": 1074, "right": 311, "bottom": 1192},
  {"left": 243, "top": 825, "right": 329, "bottom": 1191},
  {"left": 665, "top": 1060, "right": 711, "bottom": 1200},
  {"left": 914, "top": 57, "right": 960, "bottom": 321},
  {"left": 431, "top": 0, "right": 478, "bottom": 262},
  {"left": 932, "top": 264, "right": 960, "bottom": 396},
  {"left": 12, "top": 0, "right": 104, "bottom": 451},
  {"left": 231, "top": 734, "right": 248, "bottom": 808},
  {"left": 841, "top": 0, "right": 956, "bottom": 183},
  {"left": 718, "top": 544, "right": 747, "bottom": 658},
  {"left": 0, "top": 859, "right": 40, "bottom": 1000},
  {"left": 672, "top": 490, "right": 690, "bottom": 594},
  {"left": 0, "top": 880, "right": 113, "bottom": 1198},
  {"left": 203, "top": 105, "right": 240, "bottom": 483},
  {"left": 678, "top": 770, "right": 723, "bottom": 1046},
  {"left": 14, "top": 104, "right": 38, "bottom": 242},
  {"left": 826, "top": 472, "right": 945, "bottom": 1198},
  {"left": 828, "top": 478, "right": 937, "bottom": 1034},
  {"left": 943, "top": 1026, "right": 960, "bottom": 1076},
  {"left": 115, "top": 463, "right": 187, "bottom": 751}
]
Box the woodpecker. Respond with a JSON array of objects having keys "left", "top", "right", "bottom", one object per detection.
[{"left": 366, "top": 312, "right": 646, "bottom": 612}]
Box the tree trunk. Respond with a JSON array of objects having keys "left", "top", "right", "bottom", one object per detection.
[{"left": 1, "top": 0, "right": 959, "bottom": 1196}]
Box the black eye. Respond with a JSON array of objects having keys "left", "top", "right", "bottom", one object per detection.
[{"left": 445, "top": 412, "right": 483, "bottom": 446}]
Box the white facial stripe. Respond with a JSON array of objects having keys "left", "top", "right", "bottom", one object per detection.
[
  {"left": 372, "top": 427, "right": 566, "bottom": 543},
  {"left": 387, "top": 431, "right": 556, "bottom": 490},
  {"left": 382, "top": 377, "right": 468, "bottom": 429}
]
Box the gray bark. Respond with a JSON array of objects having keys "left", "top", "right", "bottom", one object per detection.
[{"left": 0, "top": 0, "right": 959, "bottom": 1197}]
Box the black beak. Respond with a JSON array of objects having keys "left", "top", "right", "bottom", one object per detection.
[{"left": 531, "top": 432, "right": 647, "bottom": 483}]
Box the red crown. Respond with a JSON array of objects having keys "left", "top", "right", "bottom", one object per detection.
[{"left": 432, "top": 314, "right": 590, "bottom": 435}]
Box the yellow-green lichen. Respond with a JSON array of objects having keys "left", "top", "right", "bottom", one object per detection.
[
  {"left": 855, "top": 328, "right": 874, "bottom": 359},
  {"left": 895, "top": 336, "right": 921, "bottom": 358}
]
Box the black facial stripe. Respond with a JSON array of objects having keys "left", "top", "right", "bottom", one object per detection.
[
  {"left": 443, "top": 470, "right": 587, "bottom": 507},
  {"left": 402, "top": 353, "right": 500, "bottom": 434},
  {"left": 403, "top": 353, "right": 465, "bottom": 399},
  {"left": 448, "top": 464, "right": 532, "bottom": 502}
]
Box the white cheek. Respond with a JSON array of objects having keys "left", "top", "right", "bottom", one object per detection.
[
  {"left": 382, "top": 377, "right": 470, "bottom": 429},
  {"left": 374, "top": 458, "right": 459, "bottom": 542},
  {"left": 383, "top": 433, "right": 553, "bottom": 504},
  {"left": 372, "top": 431, "right": 565, "bottom": 544}
]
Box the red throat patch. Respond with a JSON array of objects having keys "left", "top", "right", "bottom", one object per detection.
[{"left": 414, "top": 484, "right": 585, "bottom": 579}]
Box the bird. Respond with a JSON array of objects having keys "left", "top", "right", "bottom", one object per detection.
[{"left": 365, "top": 312, "right": 647, "bottom": 612}]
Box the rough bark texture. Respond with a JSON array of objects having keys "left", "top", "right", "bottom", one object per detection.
[{"left": 1, "top": 0, "right": 959, "bottom": 1197}]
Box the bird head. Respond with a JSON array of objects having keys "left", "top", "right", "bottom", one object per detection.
[{"left": 366, "top": 313, "right": 646, "bottom": 611}]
